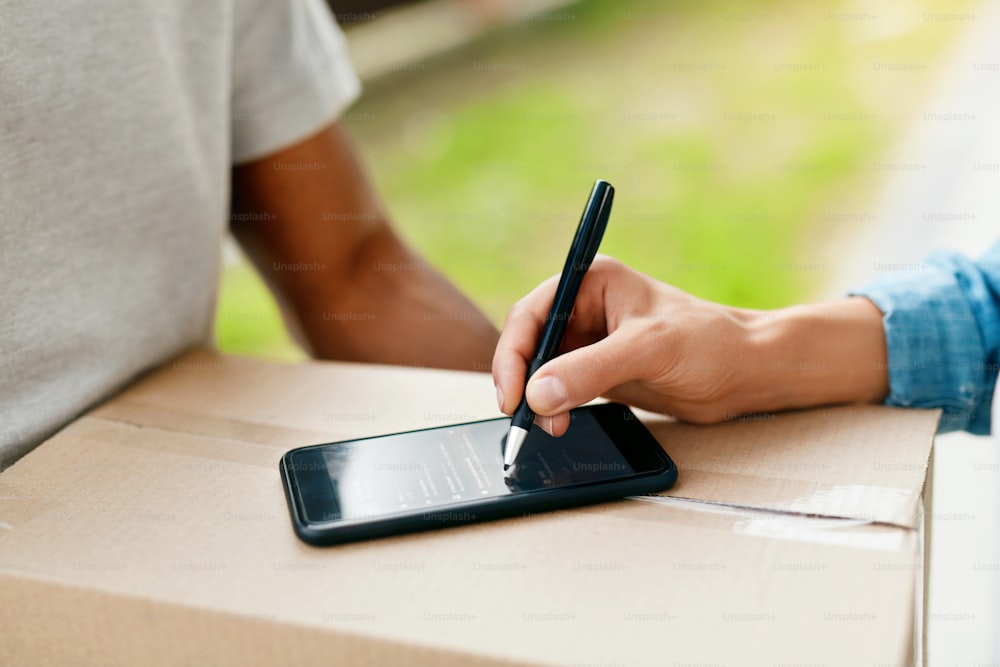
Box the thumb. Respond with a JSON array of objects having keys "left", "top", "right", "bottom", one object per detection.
[{"left": 525, "top": 330, "right": 645, "bottom": 416}]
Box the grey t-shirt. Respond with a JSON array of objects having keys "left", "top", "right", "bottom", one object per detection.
[{"left": 0, "top": 0, "right": 360, "bottom": 469}]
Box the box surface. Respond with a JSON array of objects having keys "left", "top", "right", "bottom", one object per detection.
[{"left": 0, "top": 350, "right": 938, "bottom": 666}]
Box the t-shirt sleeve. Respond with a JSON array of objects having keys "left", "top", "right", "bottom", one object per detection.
[
  {"left": 850, "top": 240, "right": 1000, "bottom": 434},
  {"left": 230, "top": 0, "right": 361, "bottom": 164}
]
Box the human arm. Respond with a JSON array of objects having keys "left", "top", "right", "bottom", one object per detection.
[
  {"left": 492, "top": 256, "right": 889, "bottom": 436},
  {"left": 230, "top": 121, "right": 499, "bottom": 371},
  {"left": 225, "top": 0, "right": 497, "bottom": 371}
]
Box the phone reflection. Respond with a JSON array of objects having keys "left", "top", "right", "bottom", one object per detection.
[
  {"left": 317, "top": 411, "right": 635, "bottom": 521},
  {"left": 501, "top": 428, "right": 577, "bottom": 492}
]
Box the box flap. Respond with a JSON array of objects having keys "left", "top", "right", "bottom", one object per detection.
[
  {"left": 86, "top": 350, "right": 938, "bottom": 529},
  {"left": 642, "top": 405, "right": 938, "bottom": 529},
  {"left": 90, "top": 348, "right": 501, "bottom": 444}
]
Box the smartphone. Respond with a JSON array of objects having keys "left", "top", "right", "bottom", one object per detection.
[{"left": 279, "top": 403, "right": 677, "bottom": 546}]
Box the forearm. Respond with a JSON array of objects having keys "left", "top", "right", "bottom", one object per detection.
[
  {"left": 230, "top": 121, "right": 498, "bottom": 372},
  {"left": 493, "top": 257, "right": 891, "bottom": 435},
  {"left": 727, "top": 297, "right": 889, "bottom": 415},
  {"left": 287, "top": 224, "right": 499, "bottom": 371}
]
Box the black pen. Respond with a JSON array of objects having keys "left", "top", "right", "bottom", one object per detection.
[{"left": 503, "top": 179, "right": 614, "bottom": 470}]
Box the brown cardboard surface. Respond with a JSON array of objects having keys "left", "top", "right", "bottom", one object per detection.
[
  {"left": 90, "top": 349, "right": 938, "bottom": 529},
  {"left": 644, "top": 404, "right": 938, "bottom": 529},
  {"left": 91, "top": 348, "right": 501, "bottom": 442},
  {"left": 0, "top": 349, "right": 937, "bottom": 666}
]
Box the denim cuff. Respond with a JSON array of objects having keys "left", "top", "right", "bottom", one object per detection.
[{"left": 851, "top": 252, "right": 996, "bottom": 434}]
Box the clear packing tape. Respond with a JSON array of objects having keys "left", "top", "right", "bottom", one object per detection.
[{"left": 629, "top": 493, "right": 910, "bottom": 552}]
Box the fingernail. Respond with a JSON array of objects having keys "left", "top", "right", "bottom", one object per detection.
[
  {"left": 495, "top": 385, "right": 505, "bottom": 412},
  {"left": 539, "top": 415, "right": 555, "bottom": 436},
  {"left": 529, "top": 375, "right": 569, "bottom": 412}
]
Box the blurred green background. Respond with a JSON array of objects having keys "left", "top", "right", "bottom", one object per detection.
[{"left": 216, "top": 0, "right": 972, "bottom": 360}]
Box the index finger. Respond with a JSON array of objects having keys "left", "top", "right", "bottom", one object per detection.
[{"left": 492, "top": 274, "right": 561, "bottom": 414}]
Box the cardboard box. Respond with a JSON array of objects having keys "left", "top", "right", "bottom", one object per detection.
[{"left": 0, "top": 349, "right": 938, "bottom": 666}]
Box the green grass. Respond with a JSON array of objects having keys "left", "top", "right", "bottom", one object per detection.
[{"left": 216, "top": 0, "right": 972, "bottom": 359}]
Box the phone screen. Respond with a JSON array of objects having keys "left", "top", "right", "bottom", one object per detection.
[{"left": 290, "top": 410, "right": 637, "bottom": 524}]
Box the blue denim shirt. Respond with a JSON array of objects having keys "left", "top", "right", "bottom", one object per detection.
[{"left": 852, "top": 240, "right": 1000, "bottom": 434}]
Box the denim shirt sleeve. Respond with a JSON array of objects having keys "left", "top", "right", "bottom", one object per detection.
[{"left": 850, "top": 240, "right": 1000, "bottom": 434}]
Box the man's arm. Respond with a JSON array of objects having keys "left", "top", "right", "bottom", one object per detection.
[{"left": 230, "top": 121, "right": 499, "bottom": 371}]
